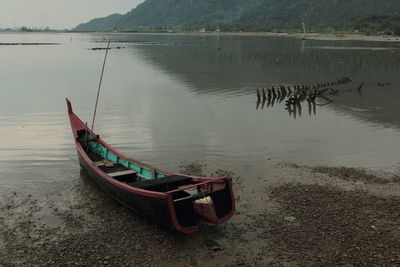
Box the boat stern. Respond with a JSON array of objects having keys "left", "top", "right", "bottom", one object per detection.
[
  {"left": 193, "top": 178, "right": 235, "bottom": 224},
  {"left": 168, "top": 177, "right": 235, "bottom": 232}
]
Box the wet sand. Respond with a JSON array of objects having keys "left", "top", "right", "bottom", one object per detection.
[{"left": 1, "top": 163, "right": 400, "bottom": 266}]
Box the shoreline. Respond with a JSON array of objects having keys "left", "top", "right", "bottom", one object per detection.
[
  {"left": 85, "top": 31, "right": 400, "bottom": 43},
  {"left": 1, "top": 162, "right": 400, "bottom": 266},
  {"left": 2, "top": 31, "right": 400, "bottom": 43}
]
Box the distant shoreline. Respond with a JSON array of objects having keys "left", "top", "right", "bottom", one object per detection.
[
  {"left": 299, "top": 33, "right": 400, "bottom": 42},
  {"left": 1, "top": 30, "right": 400, "bottom": 43},
  {"left": 83, "top": 31, "right": 400, "bottom": 43},
  {"left": 74, "top": 31, "right": 400, "bottom": 42}
]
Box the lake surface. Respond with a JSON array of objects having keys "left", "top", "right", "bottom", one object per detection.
[{"left": 1, "top": 32, "right": 400, "bottom": 192}]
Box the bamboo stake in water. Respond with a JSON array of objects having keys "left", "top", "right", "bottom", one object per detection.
[{"left": 92, "top": 40, "right": 111, "bottom": 131}]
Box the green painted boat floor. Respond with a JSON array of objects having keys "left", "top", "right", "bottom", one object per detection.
[{"left": 79, "top": 135, "right": 166, "bottom": 181}]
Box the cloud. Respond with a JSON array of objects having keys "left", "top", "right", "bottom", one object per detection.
[{"left": 0, "top": 0, "right": 144, "bottom": 29}]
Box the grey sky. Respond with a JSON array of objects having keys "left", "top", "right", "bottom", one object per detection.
[{"left": 0, "top": 0, "right": 145, "bottom": 29}]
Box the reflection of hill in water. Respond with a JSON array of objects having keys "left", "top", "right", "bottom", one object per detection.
[{"left": 123, "top": 35, "right": 400, "bottom": 128}]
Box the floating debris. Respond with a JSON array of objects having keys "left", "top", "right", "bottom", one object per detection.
[
  {"left": 94, "top": 40, "right": 163, "bottom": 45},
  {"left": 0, "top": 43, "right": 61, "bottom": 46},
  {"left": 357, "top": 83, "right": 365, "bottom": 91},
  {"left": 255, "top": 77, "right": 359, "bottom": 118},
  {"left": 378, "top": 82, "right": 391, "bottom": 87},
  {"left": 88, "top": 46, "right": 125, "bottom": 51}
]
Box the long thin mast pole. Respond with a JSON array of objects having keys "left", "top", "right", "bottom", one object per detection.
[{"left": 91, "top": 40, "right": 111, "bottom": 131}]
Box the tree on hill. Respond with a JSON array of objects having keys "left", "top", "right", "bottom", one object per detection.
[{"left": 394, "top": 26, "right": 400, "bottom": 36}]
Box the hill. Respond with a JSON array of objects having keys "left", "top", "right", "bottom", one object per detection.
[
  {"left": 229, "top": 0, "right": 400, "bottom": 33},
  {"left": 73, "top": 0, "right": 400, "bottom": 34},
  {"left": 115, "top": 0, "right": 257, "bottom": 31},
  {"left": 75, "top": 14, "right": 124, "bottom": 32}
]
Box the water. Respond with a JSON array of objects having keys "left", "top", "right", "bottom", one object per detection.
[{"left": 1, "top": 32, "right": 400, "bottom": 192}]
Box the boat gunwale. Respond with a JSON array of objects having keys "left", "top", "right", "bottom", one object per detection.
[{"left": 75, "top": 132, "right": 231, "bottom": 198}]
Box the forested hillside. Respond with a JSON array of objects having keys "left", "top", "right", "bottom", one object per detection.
[
  {"left": 229, "top": 0, "right": 400, "bottom": 33},
  {"left": 75, "top": 14, "right": 123, "bottom": 32},
  {"left": 116, "top": 0, "right": 257, "bottom": 30},
  {"left": 74, "top": 0, "right": 400, "bottom": 34}
]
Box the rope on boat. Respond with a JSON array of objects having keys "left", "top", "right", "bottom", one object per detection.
[{"left": 91, "top": 40, "right": 111, "bottom": 131}]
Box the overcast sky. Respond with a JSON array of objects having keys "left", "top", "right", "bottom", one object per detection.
[{"left": 0, "top": 0, "right": 145, "bottom": 29}]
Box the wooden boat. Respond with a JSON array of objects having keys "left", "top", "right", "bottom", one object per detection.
[{"left": 66, "top": 99, "right": 235, "bottom": 233}]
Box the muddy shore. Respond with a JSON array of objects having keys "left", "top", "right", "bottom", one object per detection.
[{"left": 1, "top": 163, "right": 400, "bottom": 266}]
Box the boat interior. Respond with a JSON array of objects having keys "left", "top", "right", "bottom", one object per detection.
[
  {"left": 76, "top": 130, "right": 233, "bottom": 228},
  {"left": 77, "top": 130, "right": 209, "bottom": 200}
]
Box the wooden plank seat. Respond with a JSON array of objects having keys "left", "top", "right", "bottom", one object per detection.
[
  {"left": 130, "top": 175, "right": 192, "bottom": 190},
  {"left": 94, "top": 161, "right": 105, "bottom": 167},
  {"left": 94, "top": 159, "right": 114, "bottom": 168},
  {"left": 77, "top": 135, "right": 100, "bottom": 143},
  {"left": 108, "top": 169, "right": 138, "bottom": 178}
]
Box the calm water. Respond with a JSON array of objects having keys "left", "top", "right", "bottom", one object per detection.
[{"left": 1, "top": 32, "right": 400, "bottom": 192}]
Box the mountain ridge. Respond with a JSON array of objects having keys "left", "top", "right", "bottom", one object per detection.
[{"left": 74, "top": 0, "right": 400, "bottom": 34}]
